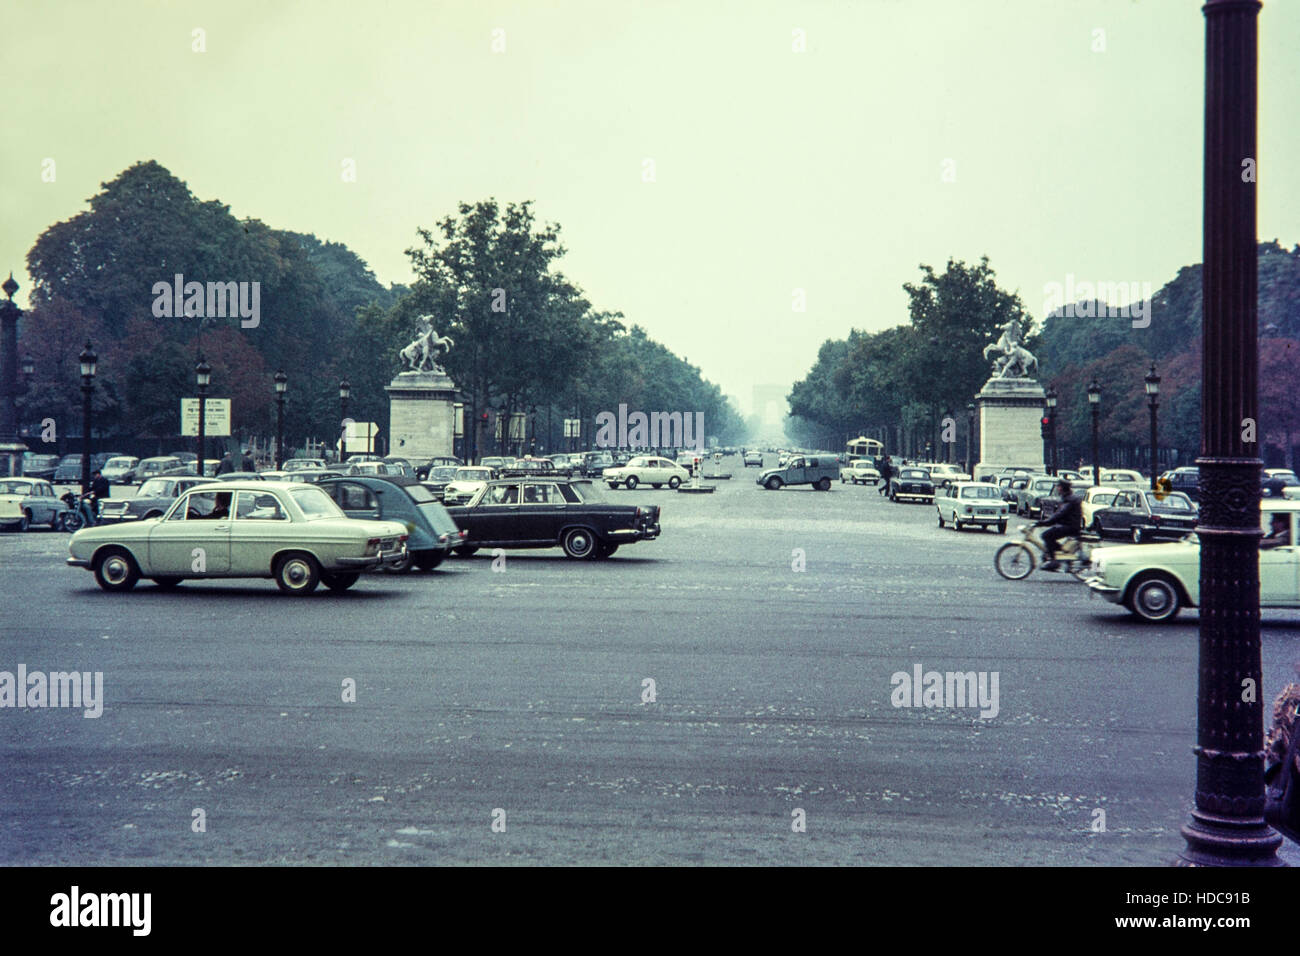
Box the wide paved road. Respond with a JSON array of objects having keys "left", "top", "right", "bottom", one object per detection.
[{"left": 3, "top": 458, "right": 1298, "bottom": 865}]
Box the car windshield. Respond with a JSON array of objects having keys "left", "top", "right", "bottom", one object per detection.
[
  {"left": 105, "top": 457, "right": 135, "bottom": 468},
  {"left": 455, "top": 468, "right": 491, "bottom": 480},
  {"left": 1094, "top": 493, "right": 1116, "bottom": 506},
  {"left": 1034, "top": 480, "right": 1057, "bottom": 491},
  {"left": 290, "top": 486, "right": 345, "bottom": 519},
  {"left": 900, "top": 470, "right": 927, "bottom": 479},
  {"left": 961, "top": 486, "right": 1000, "bottom": 499},
  {"left": 430, "top": 467, "right": 458, "bottom": 480},
  {"left": 1146, "top": 492, "right": 1193, "bottom": 512},
  {"left": 137, "top": 478, "right": 176, "bottom": 497},
  {"left": 0, "top": 481, "right": 35, "bottom": 495}
]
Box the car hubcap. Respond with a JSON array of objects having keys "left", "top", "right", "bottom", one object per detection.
[
  {"left": 569, "top": 532, "right": 591, "bottom": 555},
  {"left": 286, "top": 561, "right": 309, "bottom": 586},
  {"left": 1139, "top": 585, "right": 1171, "bottom": 614},
  {"left": 104, "top": 557, "right": 129, "bottom": 584}
]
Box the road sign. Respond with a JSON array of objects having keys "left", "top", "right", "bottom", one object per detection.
[
  {"left": 339, "top": 421, "right": 379, "bottom": 453},
  {"left": 181, "top": 398, "right": 231, "bottom": 436}
]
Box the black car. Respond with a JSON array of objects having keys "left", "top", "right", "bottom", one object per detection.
[
  {"left": 1092, "top": 489, "right": 1198, "bottom": 542},
  {"left": 97, "top": 476, "right": 217, "bottom": 523},
  {"left": 578, "top": 451, "right": 614, "bottom": 478},
  {"left": 414, "top": 456, "right": 464, "bottom": 480},
  {"left": 444, "top": 478, "right": 660, "bottom": 559},
  {"left": 420, "top": 465, "right": 460, "bottom": 500},
  {"left": 1163, "top": 466, "right": 1200, "bottom": 501},
  {"left": 498, "top": 458, "right": 560, "bottom": 479},
  {"left": 1262, "top": 469, "right": 1299, "bottom": 499},
  {"left": 53, "top": 455, "right": 86, "bottom": 483},
  {"left": 888, "top": 468, "right": 935, "bottom": 503}
]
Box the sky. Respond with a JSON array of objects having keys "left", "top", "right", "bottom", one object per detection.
[{"left": 3, "top": 0, "right": 1297, "bottom": 421}]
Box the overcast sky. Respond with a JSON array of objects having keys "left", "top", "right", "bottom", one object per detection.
[{"left": 4, "top": 0, "right": 1297, "bottom": 419}]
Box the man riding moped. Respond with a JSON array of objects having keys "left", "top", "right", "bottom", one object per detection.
[{"left": 1034, "top": 479, "right": 1083, "bottom": 571}]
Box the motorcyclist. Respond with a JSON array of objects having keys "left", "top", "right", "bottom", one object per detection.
[
  {"left": 1035, "top": 478, "right": 1083, "bottom": 571},
  {"left": 87, "top": 469, "right": 111, "bottom": 524}
]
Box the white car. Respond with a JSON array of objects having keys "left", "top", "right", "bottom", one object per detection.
[
  {"left": 1081, "top": 486, "right": 1121, "bottom": 531},
  {"left": 101, "top": 456, "right": 140, "bottom": 484},
  {"left": 603, "top": 455, "right": 691, "bottom": 490},
  {"left": 1099, "top": 469, "right": 1144, "bottom": 487},
  {"left": 927, "top": 464, "right": 972, "bottom": 488},
  {"left": 1086, "top": 500, "right": 1300, "bottom": 622},
  {"left": 840, "top": 459, "right": 881, "bottom": 485},
  {"left": 935, "top": 482, "right": 1008, "bottom": 532},
  {"left": 442, "top": 466, "right": 495, "bottom": 505}
]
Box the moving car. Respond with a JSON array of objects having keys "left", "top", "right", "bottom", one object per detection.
[
  {"left": 66, "top": 480, "right": 409, "bottom": 594},
  {"left": 1086, "top": 500, "right": 1300, "bottom": 622},
  {"left": 888, "top": 467, "right": 936, "bottom": 503},
  {"left": 840, "top": 459, "right": 881, "bottom": 485},
  {"left": 97, "top": 476, "right": 216, "bottom": 523},
  {"left": 1262, "top": 469, "right": 1300, "bottom": 499},
  {"left": 1091, "top": 489, "right": 1198, "bottom": 543},
  {"left": 927, "top": 464, "right": 972, "bottom": 488},
  {"left": 319, "top": 475, "right": 465, "bottom": 571},
  {"left": 20, "top": 454, "right": 60, "bottom": 481},
  {"left": 1011, "top": 476, "right": 1061, "bottom": 518},
  {"left": 935, "top": 482, "right": 1008, "bottom": 532},
  {"left": 743, "top": 451, "right": 763, "bottom": 468},
  {"left": 444, "top": 478, "right": 660, "bottom": 559},
  {"left": 421, "top": 465, "right": 460, "bottom": 499},
  {"left": 0, "top": 478, "right": 67, "bottom": 531},
  {"left": 442, "top": 466, "right": 495, "bottom": 505},
  {"left": 100, "top": 456, "right": 140, "bottom": 484},
  {"left": 756, "top": 454, "right": 838, "bottom": 491},
  {"left": 603, "top": 455, "right": 691, "bottom": 490}
]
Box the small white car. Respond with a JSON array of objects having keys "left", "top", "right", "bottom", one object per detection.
[
  {"left": 1099, "top": 469, "right": 1144, "bottom": 487},
  {"left": 1085, "top": 500, "right": 1300, "bottom": 622},
  {"left": 840, "top": 459, "right": 881, "bottom": 485},
  {"left": 935, "top": 482, "right": 1008, "bottom": 532},
  {"left": 1081, "top": 486, "right": 1121, "bottom": 531},
  {"left": 603, "top": 455, "right": 691, "bottom": 490},
  {"left": 743, "top": 451, "right": 763, "bottom": 467},
  {"left": 0, "top": 478, "right": 68, "bottom": 531},
  {"left": 927, "top": 464, "right": 972, "bottom": 488},
  {"left": 101, "top": 456, "right": 140, "bottom": 484},
  {"left": 442, "top": 466, "right": 495, "bottom": 505}
]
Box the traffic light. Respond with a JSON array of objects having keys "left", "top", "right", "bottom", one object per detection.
[{"left": 1040, "top": 416, "right": 1051, "bottom": 439}]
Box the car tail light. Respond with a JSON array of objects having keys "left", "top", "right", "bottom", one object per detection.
[
  {"left": 364, "top": 537, "right": 380, "bottom": 556},
  {"left": 1151, "top": 515, "right": 1161, "bottom": 525},
  {"left": 458, "top": 529, "right": 468, "bottom": 539}
]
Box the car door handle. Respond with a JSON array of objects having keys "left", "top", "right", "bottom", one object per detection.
[{"left": 213, "top": 523, "right": 230, "bottom": 532}]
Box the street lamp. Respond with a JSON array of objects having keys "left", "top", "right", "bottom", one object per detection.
[
  {"left": 195, "top": 356, "right": 211, "bottom": 473},
  {"left": 965, "top": 402, "right": 975, "bottom": 476},
  {"left": 1179, "top": 0, "right": 1278, "bottom": 867},
  {"left": 338, "top": 379, "right": 350, "bottom": 463},
  {"left": 1144, "top": 363, "right": 1160, "bottom": 490},
  {"left": 1045, "top": 385, "right": 1058, "bottom": 476},
  {"left": 0, "top": 275, "right": 28, "bottom": 478},
  {"left": 453, "top": 402, "right": 464, "bottom": 461},
  {"left": 1087, "top": 380, "right": 1101, "bottom": 487},
  {"left": 274, "top": 370, "right": 287, "bottom": 469},
  {"left": 78, "top": 341, "right": 97, "bottom": 492}
]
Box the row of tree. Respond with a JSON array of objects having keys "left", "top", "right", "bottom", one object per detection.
[
  {"left": 17, "top": 162, "right": 745, "bottom": 458},
  {"left": 786, "top": 243, "right": 1300, "bottom": 470}
]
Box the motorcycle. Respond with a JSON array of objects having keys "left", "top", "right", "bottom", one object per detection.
[
  {"left": 994, "top": 523, "right": 1092, "bottom": 581},
  {"left": 59, "top": 491, "right": 98, "bottom": 532}
]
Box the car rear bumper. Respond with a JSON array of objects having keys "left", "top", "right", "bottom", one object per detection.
[{"left": 337, "top": 545, "right": 408, "bottom": 570}]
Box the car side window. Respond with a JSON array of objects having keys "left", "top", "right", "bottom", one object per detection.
[
  {"left": 486, "top": 484, "right": 520, "bottom": 505},
  {"left": 235, "top": 491, "right": 286, "bottom": 520},
  {"left": 338, "top": 483, "right": 378, "bottom": 511}
]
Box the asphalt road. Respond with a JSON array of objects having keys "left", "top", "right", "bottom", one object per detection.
[{"left": 3, "top": 458, "right": 1298, "bottom": 865}]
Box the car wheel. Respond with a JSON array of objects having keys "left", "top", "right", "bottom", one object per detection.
[
  {"left": 454, "top": 545, "right": 478, "bottom": 557},
  {"left": 994, "top": 542, "right": 1035, "bottom": 580},
  {"left": 383, "top": 550, "right": 413, "bottom": 574},
  {"left": 1126, "top": 573, "right": 1182, "bottom": 623},
  {"left": 1131, "top": 526, "right": 1143, "bottom": 544},
  {"left": 273, "top": 552, "right": 320, "bottom": 595},
  {"left": 414, "top": 551, "right": 445, "bottom": 571},
  {"left": 889, "top": 491, "right": 897, "bottom": 502},
  {"left": 607, "top": 483, "right": 619, "bottom": 490},
  {"left": 561, "top": 527, "right": 598, "bottom": 560},
  {"left": 625, "top": 476, "right": 638, "bottom": 490},
  {"left": 815, "top": 478, "right": 831, "bottom": 491},
  {"left": 19, "top": 511, "right": 30, "bottom": 532},
  {"left": 937, "top": 511, "right": 945, "bottom": 527},
  {"left": 954, "top": 513, "right": 963, "bottom": 531},
  {"left": 93, "top": 547, "right": 140, "bottom": 592},
  {"left": 321, "top": 571, "right": 360, "bottom": 592},
  {"left": 594, "top": 541, "right": 619, "bottom": 559},
  {"left": 151, "top": 576, "right": 184, "bottom": 589},
  {"left": 766, "top": 477, "right": 783, "bottom": 490},
  {"left": 668, "top": 476, "right": 682, "bottom": 489}
]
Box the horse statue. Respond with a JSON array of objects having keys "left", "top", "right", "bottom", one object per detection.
[
  {"left": 982, "top": 318, "right": 1038, "bottom": 379},
  {"left": 399, "top": 315, "right": 455, "bottom": 373}
]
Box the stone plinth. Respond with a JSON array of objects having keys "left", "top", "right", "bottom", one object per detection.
[
  {"left": 385, "top": 370, "right": 460, "bottom": 461},
  {"left": 973, "top": 377, "right": 1045, "bottom": 481}
]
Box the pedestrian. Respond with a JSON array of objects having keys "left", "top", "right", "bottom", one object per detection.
[
  {"left": 878, "top": 456, "right": 894, "bottom": 496},
  {"left": 215, "top": 452, "right": 234, "bottom": 475},
  {"left": 240, "top": 449, "right": 256, "bottom": 473}
]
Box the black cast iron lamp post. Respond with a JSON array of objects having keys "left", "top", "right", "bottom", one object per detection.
[
  {"left": 1145, "top": 363, "right": 1160, "bottom": 491},
  {"left": 274, "top": 370, "right": 287, "bottom": 469},
  {"left": 1087, "top": 380, "right": 1101, "bottom": 487},
  {"left": 1045, "top": 386, "right": 1058, "bottom": 476},
  {"left": 338, "top": 380, "right": 350, "bottom": 464},
  {"left": 79, "top": 342, "right": 97, "bottom": 493},
  {"left": 966, "top": 402, "right": 975, "bottom": 476},
  {"left": 195, "top": 356, "right": 211, "bottom": 473}
]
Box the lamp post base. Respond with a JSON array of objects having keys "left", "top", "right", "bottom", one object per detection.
[{"left": 1178, "top": 810, "right": 1283, "bottom": 867}]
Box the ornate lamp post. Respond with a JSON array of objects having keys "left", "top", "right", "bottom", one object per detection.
[
  {"left": 1144, "top": 363, "right": 1160, "bottom": 490},
  {"left": 0, "top": 275, "right": 28, "bottom": 478},
  {"left": 1087, "top": 380, "right": 1101, "bottom": 486},
  {"left": 338, "top": 379, "right": 350, "bottom": 464},
  {"left": 1179, "top": 0, "right": 1279, "bottom": 867},
  {"left": 273, "top": 370, "right": 287, "bottom": 469},
  {"left": 965, "top": 403, "right": 975, "bottom": 476},
  {"left": 78, "top": 342, "right": 97, "bottom": 492},
  {"left": 1045, "top": 386, "right": 1058, "bottom": 476},
  {"left": 453, "top": 402, "right": 464, "bottom": 461},
  {"left": 195, "top": 356, "right": 211, "bottom": 472}
]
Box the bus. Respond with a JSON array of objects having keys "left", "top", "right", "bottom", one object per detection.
[{"left": 845, "top": 436, "right": 883, "bottom": 462}]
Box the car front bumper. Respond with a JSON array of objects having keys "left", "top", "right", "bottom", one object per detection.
[
  {"left": 67, "top": 557, "right": 91, "bottom": 568},
  {"left": 1084, "top": 576, "right": 1123, "bottom": 602}
]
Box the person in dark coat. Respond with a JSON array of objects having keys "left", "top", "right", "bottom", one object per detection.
[
  {"left": 215, "top": 452, "right": 234, "bottom": 475},
  {"left": 240, "top": 450, "right": 256, "bottom": 473},
  {"left": 878, "top": 456, "right": 894, "bottom": 496}
]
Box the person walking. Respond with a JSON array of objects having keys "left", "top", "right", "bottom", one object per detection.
[
  {"left": 215, "top": 452, "right": 234, "bottom": 475},
  {"left": 878, "top": 456, "right": 894, "bottom": 496},
  {"left": 240, "top": 449, "right": 256, "bottom": 473}
]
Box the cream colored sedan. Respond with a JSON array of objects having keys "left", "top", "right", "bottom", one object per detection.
[
  {"left": 1081, "top": 486, "right": 1121, "bottom": 533},
  {"left": 66, "top": 480, "right": 409, "bottom": 594}
]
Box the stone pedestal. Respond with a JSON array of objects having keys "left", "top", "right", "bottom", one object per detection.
[
  {"left": 385, "top": 370, "right": 459, "bottom": 461},
  {"left": 973, "top": 377, "right": 1045, "bottom": 481}
]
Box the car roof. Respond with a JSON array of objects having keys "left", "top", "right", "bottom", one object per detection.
[{"left": 1263, "top": 500, "right": 1300, "bottom": 512}]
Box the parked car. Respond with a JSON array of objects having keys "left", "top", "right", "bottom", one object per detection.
[
  {"left": 840, "top": 459, "right": 881, "bottom": 485},
  {"left": 887, "top": 467, "right": 936, "bottom": 503},
  {"left": 100, "top": 456, "right": 140, "bottom": 484},
  {"left": 927, "top": 464, "right": 972, "bottom": 488},
  {"left": 127, "top": 457, "right": 186, "bottom": 484},
  {"left": 66, "top": 480, "right": 409, "bottom": 594},
  {"left": 1011, "top": 476, "right": 1062, "bottom": 518},
  {"left": 935, "top": 482, "right": 1008, "bottom": 532},
  {"left": 603, "top": 455, "right": 691, "bottom": 490},
  {"left": 0, "top": 478, "right": 68, "bottom": 531},
  {"left": 421, "top": 465, "right": 460, "bottom": 500},
  {"left": 91, "top": 452, "right": 121, "bottom": 471},
  {"left": 1086, "top": 500, "right": 1299, "bottom": 622},
  {"left": 1091, "top": 488, "right": 1198, "bottom": 542},
  {"left": 319, "top": 475, "right": 465, "bottom": 571},
  {"left": 1099, "top": 469, "right": 1145, "bottom": 488},
  {"left": 1161, "top": 466, "right": 1200, "bottom": 501},
  {"left": 20, "top": 453, "right": 60, "bottom": 481},
  {"left": 414, "top": 456, "right": 464, "bottom": 480},
  {"left": 1262, "top": 468, "right": 1300, "bottom": 499},
  {"left": 743, "top": 451, "right": 764, "bottom": 468},
  {"left": 53, "top": 455, "right": 87, "bottom": 484},
  {"left": 1081, "top": 486, "right": 1121, "bottom": 531},
  {"left": 442, "top": 466, "right": 496, "bottom": 505},
  {"left": 284, "top": 458, "right": 328, "bottom": 472},
  {"left": 444, "top": 478, "right": 661, "bottom": 559},
  {"left": 97, "top": 476, "right": 216, "bottom": 523}
]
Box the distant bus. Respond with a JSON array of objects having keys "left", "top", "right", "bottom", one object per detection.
[{"left": 845, "top": 436, "right": 883, "bottom": 461}]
